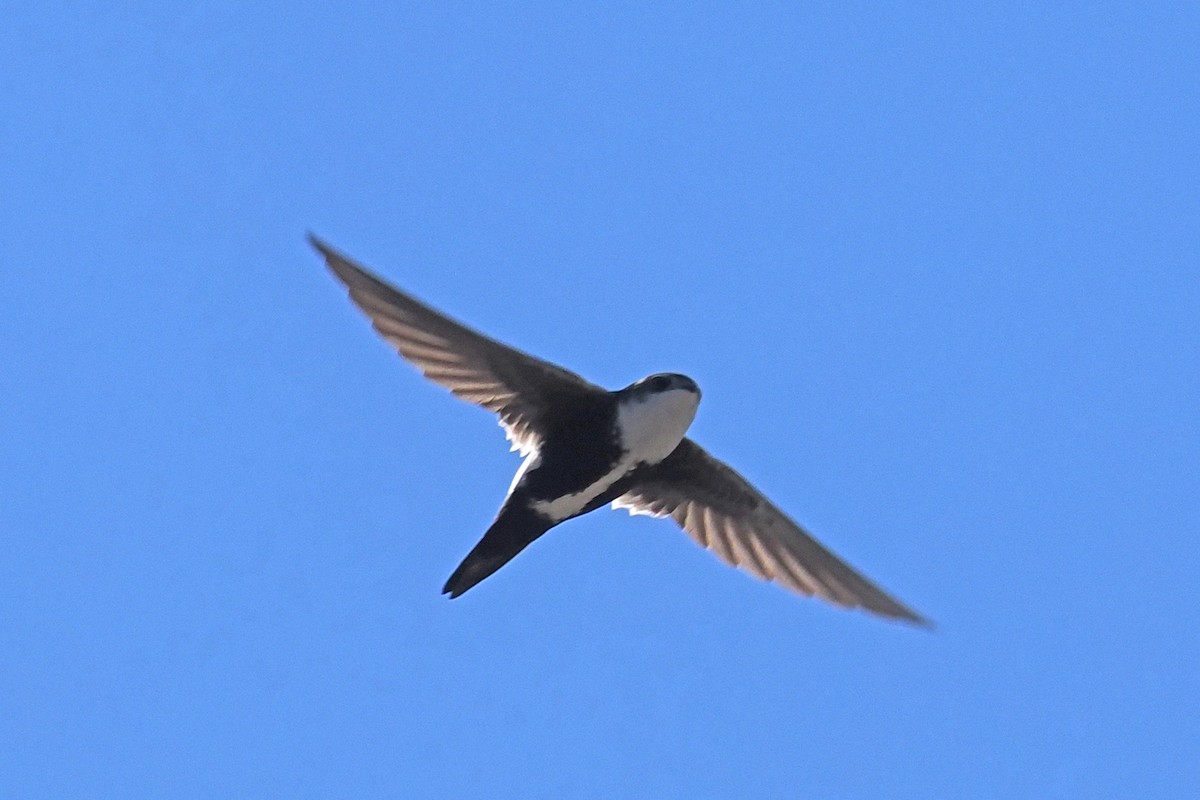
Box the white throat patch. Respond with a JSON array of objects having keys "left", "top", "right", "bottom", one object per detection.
[{"left": 615, "top": 387, "right": 700, "bottom": 466}]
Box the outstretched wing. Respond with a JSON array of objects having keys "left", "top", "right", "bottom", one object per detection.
[
  {"left": 614, "top": 439, "right": 929, "bottom": 625},
  {"left": 311, "top": 235, "right": 605, "bottom": 453}
]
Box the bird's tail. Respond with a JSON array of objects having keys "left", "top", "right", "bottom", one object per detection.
[{"left": 442, "top": 504, "right": 553, "bottom": 598}]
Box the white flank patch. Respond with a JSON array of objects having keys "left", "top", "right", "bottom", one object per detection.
[
  {"left": 530, "top": 462, "right": 632, "bottom": 522},
  {"left": 530, "top": 387, "right": 699, "bottom": 523}
]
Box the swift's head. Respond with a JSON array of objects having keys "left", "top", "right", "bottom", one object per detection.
[
  {"left": 620, "top": 373, "right": 701, "bottom": 401},
  {"left": 615, "top": 373, "right": 702, "bottom": 464}
]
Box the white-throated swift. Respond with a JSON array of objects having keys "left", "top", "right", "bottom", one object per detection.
[{"left": 311, "top": 235, "right": 927, "bottom": 625}]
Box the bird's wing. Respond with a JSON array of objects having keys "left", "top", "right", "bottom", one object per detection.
[
  {"left": 311, "top": 235, "right": 605, "bottom": 453},
  {"left": 613, "top": 438, "right": 929, "bottom": 625}
]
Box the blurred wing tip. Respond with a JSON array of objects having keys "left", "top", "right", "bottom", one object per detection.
[
  {"left": 307, "top": 234, "right": 378, "bottom": 293},
  {"left": 306, "top": 231, "right": 332, "bottom": 255},
  {"left": 907, "top": 611, "right": 937, "bottom": 631},
  {"left": 307, "top": 232, "right": 347, "bottom": 275},
  {"left": 871, "top": 603, "right": 935, "bottom": 629}
]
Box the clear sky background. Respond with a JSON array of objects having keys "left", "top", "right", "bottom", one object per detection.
[{"left": 3, "top": 3, "right": 1197, "bottom": 798}]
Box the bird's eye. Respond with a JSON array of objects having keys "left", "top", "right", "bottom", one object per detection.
[{"left": 651, "top": 376, "right": 671, "bottom": 391}]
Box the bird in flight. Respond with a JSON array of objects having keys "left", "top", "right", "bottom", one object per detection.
[{"left": 311, "top": 235, "right": 928, "bottom": 625}]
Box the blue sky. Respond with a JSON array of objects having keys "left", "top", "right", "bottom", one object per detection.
[{"left": 3, "top": 3, "right": 1197, "bottom": 797}]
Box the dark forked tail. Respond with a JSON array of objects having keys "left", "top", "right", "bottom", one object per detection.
[{"left": 442, "top": 503, "right": 554, "bottom": 598}]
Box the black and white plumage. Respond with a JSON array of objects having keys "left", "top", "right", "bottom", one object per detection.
[{"left": 311, "top": 235, "right": 928, "bottom": 626}]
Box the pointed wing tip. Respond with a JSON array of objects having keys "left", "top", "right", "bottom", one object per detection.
[
  {"left": 768, "top": 571, "right": 932, "bottom": 629},
  {"left": 306, "top": 231, "right": 332, "bottom": 257},
  {"left": 306, "top": 231, "right": 346, "bottom": 276},
  {"left": 306, "top": 232, "right": 348, "bottom": 269},
  {"left": 871, "top": 604, "right": 935, "bottom": 630},
  {"left": 306, "top": 233, "right": 379, "bottom": 292},
  {"left": 909, "top": 614, "right": 937, "bottom": 631}
]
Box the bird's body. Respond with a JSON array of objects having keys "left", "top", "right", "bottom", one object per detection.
[
  {"left": 446, "top": 375, "right": 701, "bottom": 596},
  {"left": 311, "top": 235, "right": 928, "bottom": 625}
]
